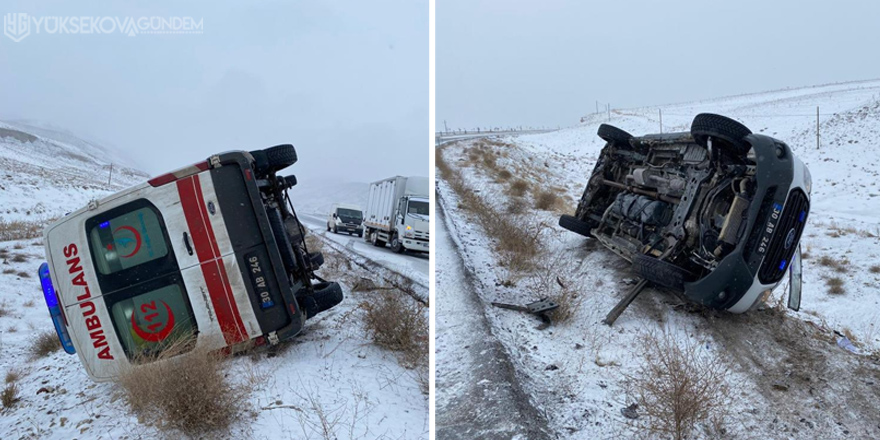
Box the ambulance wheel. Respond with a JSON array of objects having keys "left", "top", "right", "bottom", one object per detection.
[
  {"left": 250, "top": 144, "right": 297, "bottom": 176},
  {"left": 299, "top": 282, "right": 344, "bottom": 319}
]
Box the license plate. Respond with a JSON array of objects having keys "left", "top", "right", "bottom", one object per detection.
[
  {"left": 245, "top": 252, "right": 274, "bottom": 309},
  {"left": 756, "top": 202, "right": 783, "bottom": 256}
]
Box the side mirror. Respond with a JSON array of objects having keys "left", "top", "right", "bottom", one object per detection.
[{"left": 787, "top": 245, "right": 802, "bottom": 311}]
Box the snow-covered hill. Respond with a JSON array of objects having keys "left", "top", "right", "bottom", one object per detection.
[
  {"left": 0, "top": 120, "right": 149, "bottom": 222},
  {"left": 437, "top": 79, "right": 880, "bottom": 439}
]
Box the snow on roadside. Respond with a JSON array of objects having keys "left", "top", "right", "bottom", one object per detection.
[{"left": 436, "top": 80, "right": 880, "bottom": 439}]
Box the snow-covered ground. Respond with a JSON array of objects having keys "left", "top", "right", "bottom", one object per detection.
[
  {"left": 0, "top": 124, "right": 428, "bottom": 439},
  {"left": 436, "top": 79, "right": 880, "bottom": 439}
]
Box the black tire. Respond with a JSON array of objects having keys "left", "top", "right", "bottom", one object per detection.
[
  {"left": 298, "top": 281, "right": 344, "bottom": 319},
  {"left": 691, "top": 113, "right": 752, "bottom": 157},
  {"left": 358, "top": 231, "right": 364, "bottom": 238},
  {"left": 559, "top": 214, "right": 597, "bottom": 238},
  {"left": 597, "top": 124, "right": 633, "bottom": 145},
  {"left": 309, "top": 252, "right": 324, "bottom": 270},
  {"left": 250, "top": 144, "right": 297, "bottom": 176},
  {"left": 326, "top": 224, "right": 330, "bottom": 232},
  {"left": 632, "top": 253, "right": 695, "bottom": 291},
  {"left": 390, "top": 234, "right": 404, "bottom": 253},
  {"left": 333, "top": 225, "right": 338, "bottom": 234},
  {"left": 370, "top": 231, "right": 386, "bottom": 248}
]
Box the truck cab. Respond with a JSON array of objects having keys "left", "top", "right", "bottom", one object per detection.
[
  {"left": 39, "top": 145, "right": 343, "bottom": 381},
  {"left": 327, "top": 204, "right": 364, "bottom": 237},
  {"left": 394, "top": 195, "right": 429, "bottom": 253},
  {"left": 363, "top": 176, "right": 430, "bottom": 254}
]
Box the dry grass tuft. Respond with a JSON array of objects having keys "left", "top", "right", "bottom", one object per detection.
[
  {"left": 817, "top": 255, "right": 850, "bottom": 273},
  {"left": 2, "top": 268, "right": 14, "bottom": 275},
  {"left": 29, "top": 331, "right": 61, "bottom": 359},
  {"left": 16, "top": 271, "right": 29, "bottom": 279},
  {"left": 626, "top": 331, "right": 731, "bottom": 440},
  {"left": 826, "top": 277, "right": 845, "bottom": 295},
  {"left": 116, "top": 339, "right": 249, "bottom": 437},
  {"left": 548, "top": 279, "right": 583, "bottom": 324},
  {"left": 869, "top": 264, "right": 880, "bottom": 274},
  {"left": 0, "top": 303, "right": 9, "bottom": 318},
  {"left": 1, "top": 382, "right": 19, "bottom": 409},
  {"left": 10, "top": 254, "right": 27, "bottom": 264},
  {"left": 5, "top": 369, "right": 21, "bottom": 384},
  {"left": 534, "top": 190, "right": 561, "bottom": 211},
  {"left": 496, "top": 169, "right": 512, "bottom": 181},
  {"left": 509, "top": 179, "right": 530, "bottom": 197},
  {"left": 0, "top": 218, "right": 48, "bottom": 242},
  {"left": 360, "top": 292, "right": 428, "bottom": 371}
]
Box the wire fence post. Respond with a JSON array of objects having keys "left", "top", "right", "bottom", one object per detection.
[
  {"left": 107, "top": 163, "right": 113, "bottom": 186},
  {"left": 659, "top": 109, "right": 663, "bottom": 134},
  {"left": 816, "top": 106, "right": 820, "bottom": 150}
]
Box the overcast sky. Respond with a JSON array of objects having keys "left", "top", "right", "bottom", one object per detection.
[
  {"left": 437, "top": 0, "right": 880, "bottom": 131},
  {"left": 0, "top": 1, "right": 427, "bottom": 182}
]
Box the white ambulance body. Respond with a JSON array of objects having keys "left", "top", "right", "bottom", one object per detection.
[{"left": 41, "top": 147, "right": 342, "bottom": 381}]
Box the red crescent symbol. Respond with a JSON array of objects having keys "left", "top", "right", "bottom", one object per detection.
[
  {"left": 131, "top": 301, "right": 176, "bottom": 342},
  {"left": 113, "top": 226, "right": 142, "bottom": 258}
]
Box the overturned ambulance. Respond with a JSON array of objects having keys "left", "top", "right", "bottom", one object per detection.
[{"left": 39, "top": 145, "right": 342, "bottom": 381}]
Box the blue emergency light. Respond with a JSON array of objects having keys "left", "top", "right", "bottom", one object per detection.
[{"left": 39, "top": 263, "right": 76, "bottom": 355}]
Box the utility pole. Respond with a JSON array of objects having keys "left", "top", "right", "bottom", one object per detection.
[
  {"left": 607, "top": 104, "right": 611, "bottom": 122},
  {"left": 659, "top": 109, "right": 663, "bottom": 134},
  {"left": 107, "top": 163, "right": 113, "bottom": 186},
  {"left": 444, "top": 120, "right": 448, "bottom": 134},
  {"left": 596, "top": 100, "right": 599, "bottom": 114},
  {"left": 816, "top": 106, "right": 820, "bottom": 150}
]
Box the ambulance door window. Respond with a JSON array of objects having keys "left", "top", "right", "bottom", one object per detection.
[{"left": 85, "top": 199, "right": 179, "bottom": 295}]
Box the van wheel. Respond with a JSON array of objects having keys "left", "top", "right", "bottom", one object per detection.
[
  {"left": 597, "top": 124, "right": 634, "bottom": 145},
  {"left": 391, "top": 234, "right": 404, "bottom": 253},
  {"left": 691, "top": 113, "right": 752, "bottom": 157},
  {"left": 559, "top": 214, "right": 597, "bottom": 238},
  {"left": 250, "top": 144, "right": 297, "bottom": 176},
  {"left": 298, "top": 281, "right": 344, "bottom": 319}
]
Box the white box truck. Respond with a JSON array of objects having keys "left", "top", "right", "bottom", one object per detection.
[{"left": 364, "top": 176, "right": 429, "bottom": 253}]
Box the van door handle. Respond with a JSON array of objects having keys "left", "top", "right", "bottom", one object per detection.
[{"left": 183, "top": 232, "right": 194, "bottom": 256}]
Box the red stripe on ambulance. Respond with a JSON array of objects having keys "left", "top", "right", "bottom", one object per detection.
[
  {"left": 63, "top": 244, "right": 114, "bottom": 360},
  {"left": 177, "top": 175, "right": 248, "bottom": 345}
]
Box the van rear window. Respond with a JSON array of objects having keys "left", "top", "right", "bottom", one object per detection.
[
  {"left": 89, "top": 207, "right": 169, "bottom": 275},
  {"left": 109, "top": 282, "right": 197, "bottom": 357}
]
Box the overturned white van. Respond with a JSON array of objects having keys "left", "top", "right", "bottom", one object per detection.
[{"left": 39, "top": 145, "right": 343, "bottom": 381}]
